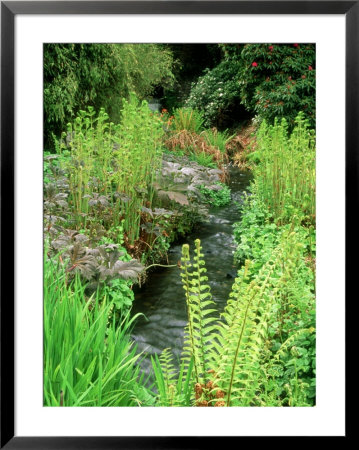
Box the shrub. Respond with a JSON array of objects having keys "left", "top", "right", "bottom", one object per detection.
[
  {"left": 185, "top": 59, "right": 246, "bottom": 128},
  {"left": 235, "top": 43, "right": 316, "bottom": 128}
]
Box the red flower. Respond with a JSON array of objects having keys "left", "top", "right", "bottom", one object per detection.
[
  {"left": 293, "top": 43, "right": 299, "bottom": 47},
  {"left": 252, "top": 62, "right": 258, "bottom": 67},
  {"left": 269, "top": 45, "right": 274, "bottom": 51},
  {"left": 308, "top": 66, "right": 313, "bottom": 71}
]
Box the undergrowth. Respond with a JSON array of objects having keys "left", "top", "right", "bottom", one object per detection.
[{"left": 60, "top": 96, "right": 164, "bottom": 243}]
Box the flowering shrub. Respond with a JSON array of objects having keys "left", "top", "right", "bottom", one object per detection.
[
  {"left": 186, "top": 44, "right": 315, "bottom": 130},
  {"left": 185, "top": 59, "right": 246, "bottom": 128},
  {"left": 236, "top": 43, "right": 316, "bottom": 128}
]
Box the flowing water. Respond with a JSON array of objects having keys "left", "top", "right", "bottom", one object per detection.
[{"left": 131, "top": 166, "right": 252, "bottom": 374}]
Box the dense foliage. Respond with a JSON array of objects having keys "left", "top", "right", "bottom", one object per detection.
[
  {"left": 161, "top": 44, "right": 222, "bottom": 111},
  {"left": 149, "top": 113, "right": 316, "bottom": 407},
  {"left": 186, "top": 59, "right": 249, "bottom": 128},
  {"left": 186, "top": 43, "right": 315, "bottom": 129},
  {"left": 47, "top": 97, "right": 165, "bottom": 244},
  {"left": 44, "top": 44, "right": 175, "bottom": 144},
  {"left": 235, "top": 43, "right": 316, "bottom": 128},
  {"left": 43, "top": 99, "right": 233, "bottom": 406},
  {"left": 233, "top": 115, "right": 316, "bottom": 405},
  {"left": 199, "top": 182, "right": 231, "bottom": 207},
  {"left": 251, "top": 113, "right": 316, "bottom": 225},
  {"left": 151, "top": 233, "right": 315, "bottom": 406}
]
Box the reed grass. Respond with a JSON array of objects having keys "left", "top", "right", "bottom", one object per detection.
[{"left": 44, "top": 256, "right": 147, "bottom": 406}]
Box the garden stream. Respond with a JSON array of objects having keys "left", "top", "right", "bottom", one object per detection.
[{"left": 131, "top": 166, "right": 252, "bottom": 375}]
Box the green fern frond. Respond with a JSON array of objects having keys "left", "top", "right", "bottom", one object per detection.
[
  {"left": 180, "top": 239, "right": 217, "bottom": 387},
  {"left": 211, "top": 231, "right": 304, "bottom": 406},
  {"left": 159, "top": 348, "right": 177, "bottom": 388},
  {"left": 275, "top": 327, "right": 315, "bottom": 360},
  {"left": 177, "top": 231, "right": 309, "bottom": 407}
]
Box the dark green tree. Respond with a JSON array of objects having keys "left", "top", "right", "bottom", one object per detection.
[{"left": 44, "top": 43, "right": 175, "bottom": 146}]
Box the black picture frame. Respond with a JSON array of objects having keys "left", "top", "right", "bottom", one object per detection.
[{"left": 1, "top": 1, "right": 353, "bottom": 447}]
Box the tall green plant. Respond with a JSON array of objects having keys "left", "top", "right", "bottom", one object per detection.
[
  {"left": 113, "top": 94, "right": 165, "bottom": 242},
  {"left": 151, "top": 349, "right": 194, "bottom": 406},
  {"left": 253, "top": 113, "right": 315, "bottom": 225},
  {"left": 212, "top": 233, "right": 303, "bottom": 406},
  {"left": 64, "top": 106, "right": 114, "bottom": 217},
  {"left": 61, "top": 98, "right": 165, "bottom": 242},
  {"left": 180, "top": 240, "right": 217, "bottom": 387},
  {"left": 44, "top": 257, "right": 148, "bottom": 406}
]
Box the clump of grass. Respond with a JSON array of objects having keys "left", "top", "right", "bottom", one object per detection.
[
  {"left": 44, "top": 255, "right": 150, "bottom": 406},
  {"left": 253, "top": 113, "right": 315, "bottom": 225},
  {"left": 202, "top": 128, "right": 235, "bottom": 154},
  {"left": 164, "top": 129, "right": 227, "bottom": 169},
  {"left": 163, "top": 107, "right": 230, "bottom": 169},
  {"left": 188, "top": 150, "right": 217, "bottom": 168},
  {"left": 172, "top": 107, "right": 204, "bottom": 134}
]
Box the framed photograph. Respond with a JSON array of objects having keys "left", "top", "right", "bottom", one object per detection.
[{"left": 1, "top": 1, "right": 352, "bottom": 447}]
